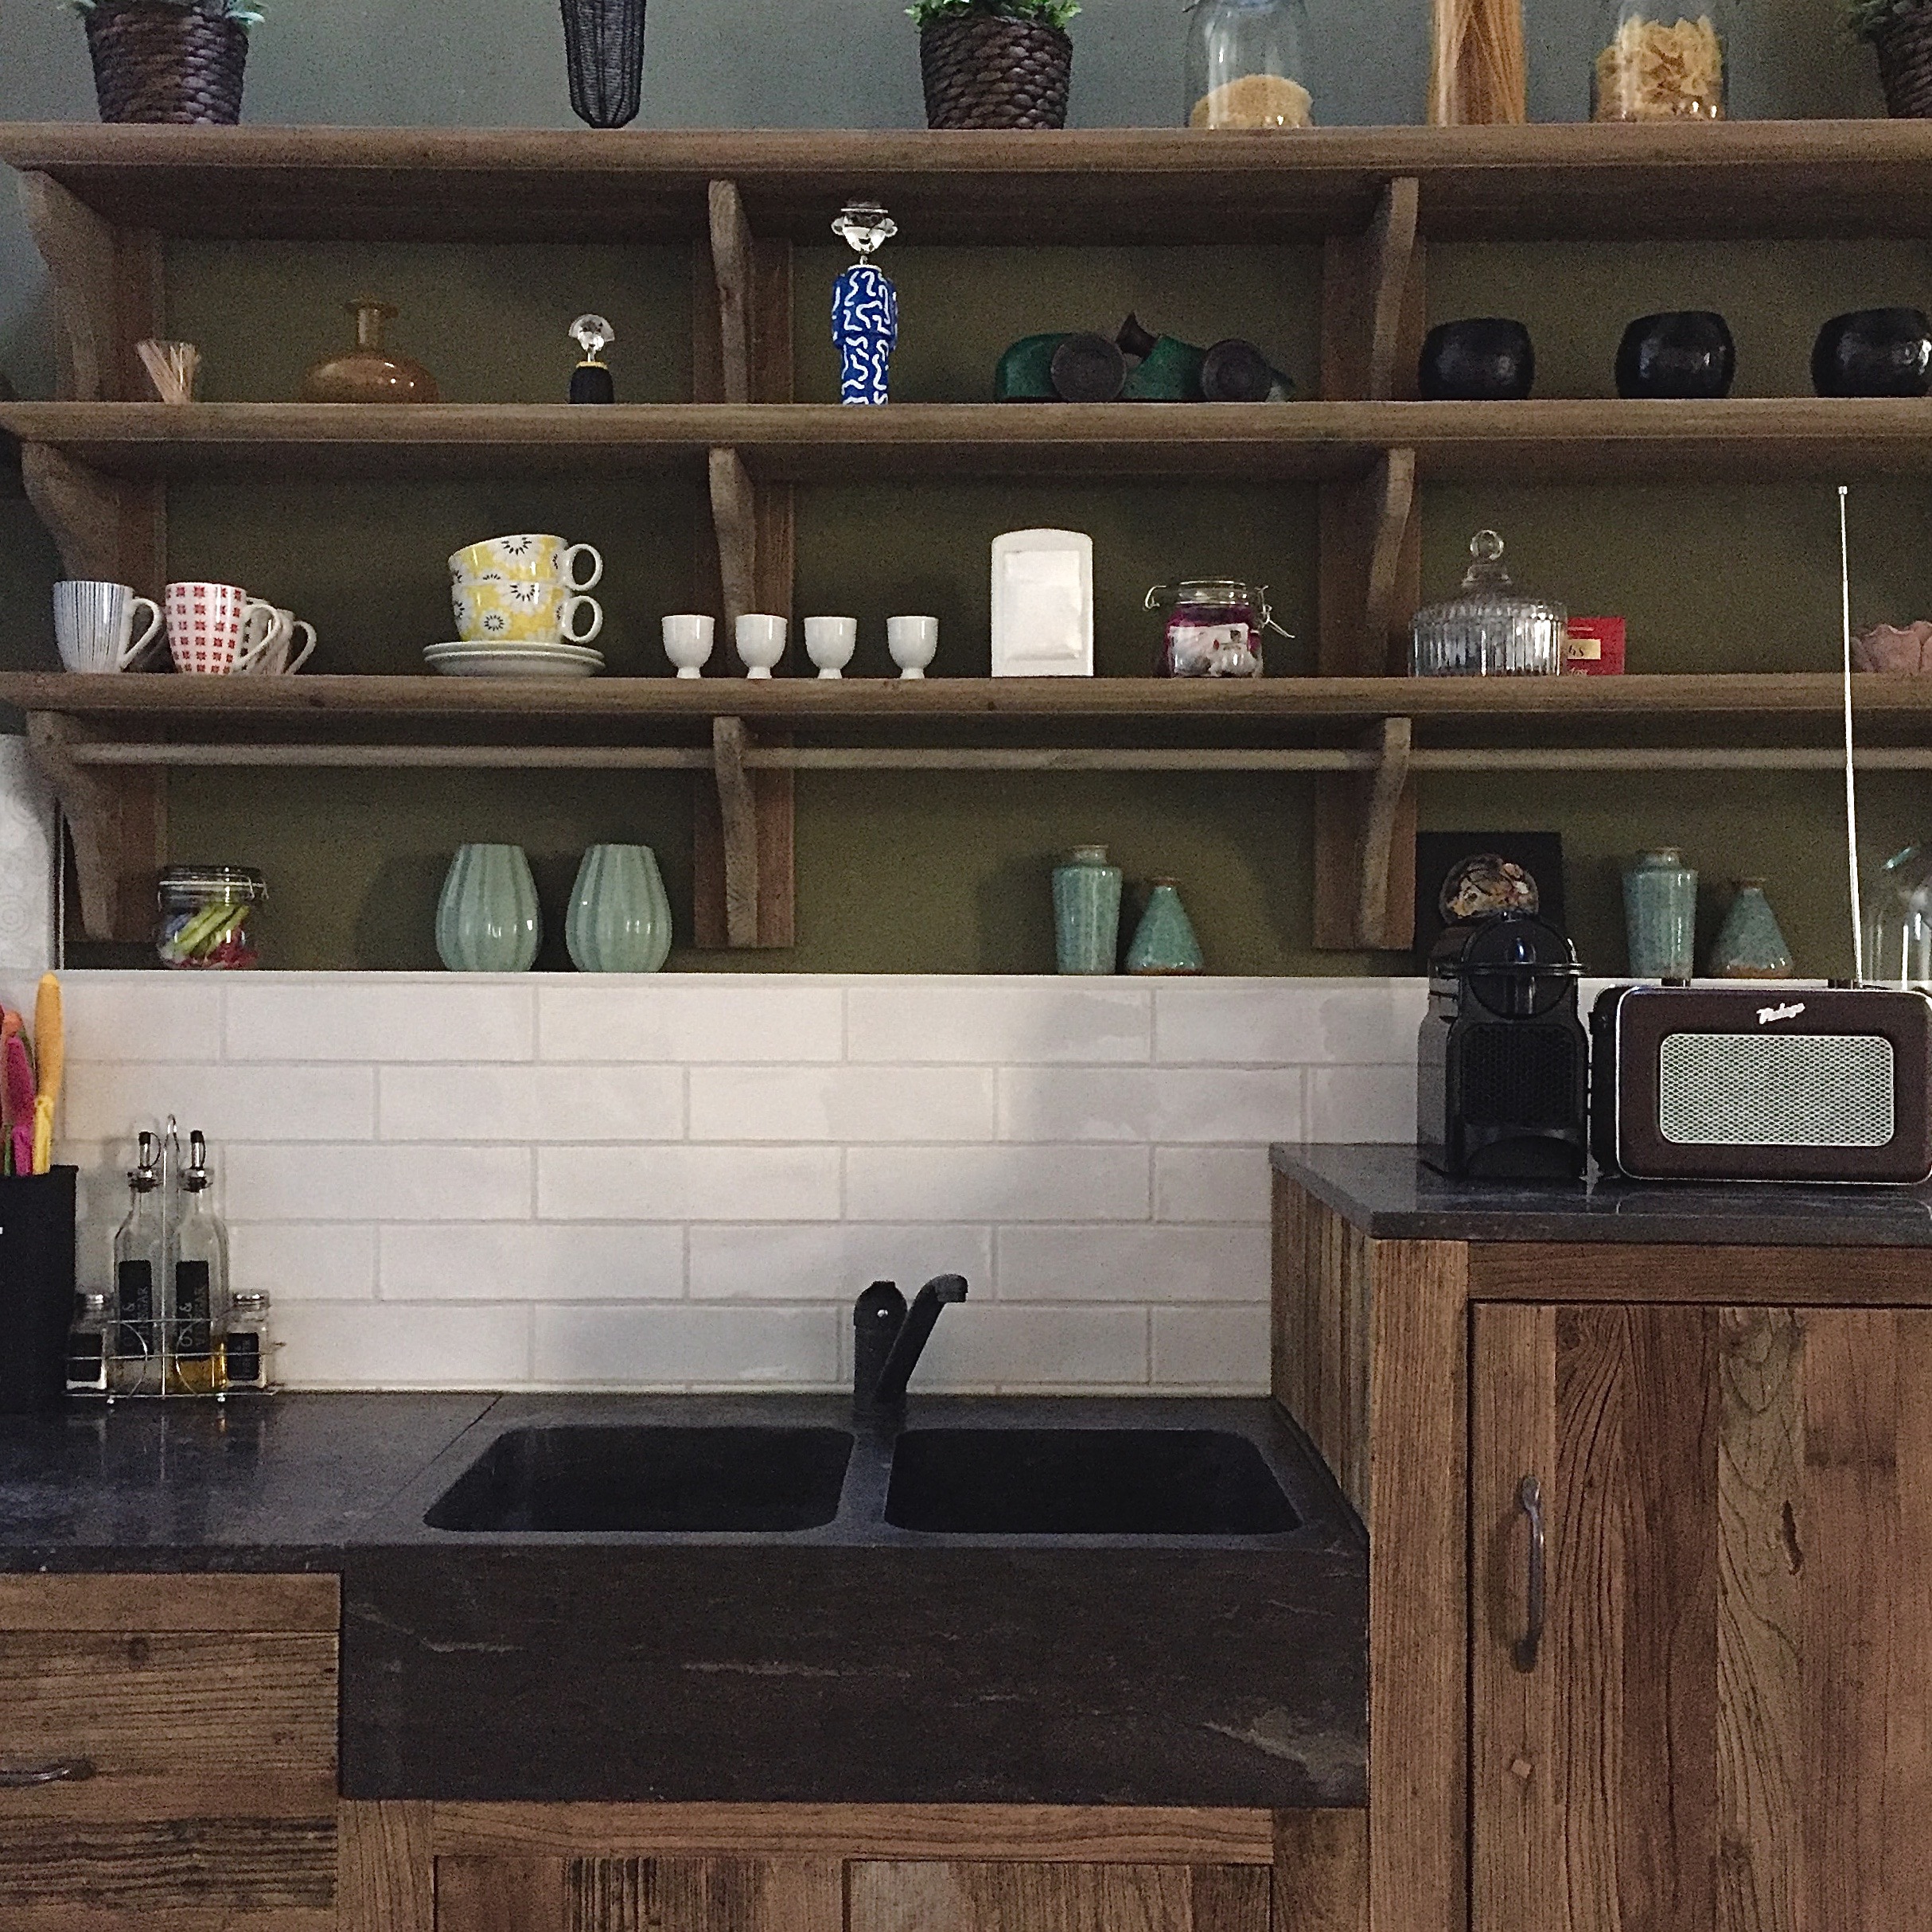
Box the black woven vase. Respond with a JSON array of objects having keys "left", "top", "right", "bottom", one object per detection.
[
  {"left": 84, "top": 0, "right": 247, "bottom": 126},
  {"left": 921, "top": 15, "right": 1072, "bottom": 130},
  {"left": 1874, "top": 8, "right": 1932, "bottom": 118},
  {"left": 561, "top": 0, "right": 646, "bottom": 130}
]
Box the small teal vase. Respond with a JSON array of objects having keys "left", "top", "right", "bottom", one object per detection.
[
  {"left": 567, "top": 843, "right": 672, "bottom": 973},
  {"left": 1623, "top": 847, "right": 1696, "bottom": 980},
  {"left": 1126, "top": 878, "right": 1205, "bottom": 976},
  {"left": 436, "top": 843, "right": 540, "bottom": 972},
  {"left": 1052, "top": 844, "right": 1123, "bottom": 974},
  {"left": 1708, "top": 879, "right": 1794, "bottom": 980}
]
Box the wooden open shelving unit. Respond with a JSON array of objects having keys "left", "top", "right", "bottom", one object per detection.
[{"left": 6, "top": 122, "right": 1932, "bottom": 954}]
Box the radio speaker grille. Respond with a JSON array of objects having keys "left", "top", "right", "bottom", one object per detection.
[{"left": 1657, "top": 1032, "right": 1895, "bottom": 1147}]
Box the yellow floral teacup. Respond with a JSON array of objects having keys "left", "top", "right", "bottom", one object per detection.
[
  {"left": 452, "top": 577, "right": 603, "bottom": 644},
  {"left": 448, "top": 533, "right": 603, "bottom": 590}
]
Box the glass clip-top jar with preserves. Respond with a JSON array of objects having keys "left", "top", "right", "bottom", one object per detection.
[
  {"left": 1411, "top": 530, "right": 1566, "bottom": 678},
  {"left": 158, "top": 866, "right": 267, "bottom": 969},
  {"left": 1147, "top": 579, "right": 1290, "bottom": 677},
  {"left": 1186, "top": 0, "right": 1313, "bottom": 128},
  {"left": 1593, "top": 0, "right": 1730, "bottom": 120}
]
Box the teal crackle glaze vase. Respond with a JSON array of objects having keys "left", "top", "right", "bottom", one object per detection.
[
  {"left": 436, "top": 843, "right": 540, "bottom": 972},
  {"left": 1052, "top": 844, "right": 1123, "bottom": 975},
  {"left": 1622, "top": 847, "right": 1696, "bottom": 980},
  {"left": 1126, "top": 878, "right": 1205, "bottom": 975},
  {"left": 1708, "top": 878, "right": 1794, "bottom": 980},
  {"left": 567, "top": 843, "right": 672, "bottom": 973}
]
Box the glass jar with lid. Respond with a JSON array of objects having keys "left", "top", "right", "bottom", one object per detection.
[
  {"left": 157, "top": 866, "right": 267, "bottom": 969},
  {"left": 1866, "top": 844, "right": 1932, "bottom": 986},
  {"left": 1186, "top": 0, "right": 1313, "bottom": 128},
  {"left": 1146, "top": 578, "right": 1289, "bottom": 677},
  {"left": 1412, "top": 530, "right": 1566, "bottom": 677},
  {"left": 1592, "top": 0, "right": 1730, "bottom": 121}
]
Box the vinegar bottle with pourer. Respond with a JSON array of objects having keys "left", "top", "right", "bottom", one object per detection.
[{"left": 168, "top": 1128, "right": 228, "bottom": 1396}]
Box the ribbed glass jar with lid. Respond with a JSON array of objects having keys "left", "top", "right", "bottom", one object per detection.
[
  {"left": 1592, "top": 0, "right": 1731, "bottom": 120},
  {"left": 1412, "top": 530, "right": 1566, "bottom": 678},
  {"left": 1185, "top": 0, "right": 1313, "bottom": 128}
]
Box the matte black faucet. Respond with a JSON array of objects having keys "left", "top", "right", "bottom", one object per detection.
[{"left": 853, "top": 1275, "right": 968, "bottom": 1428}]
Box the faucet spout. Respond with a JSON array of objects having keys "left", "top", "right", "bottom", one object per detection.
[{"left": 853, "top": 1274, "right": 968, "bottom": 1427}]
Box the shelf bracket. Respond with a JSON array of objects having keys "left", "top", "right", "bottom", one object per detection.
[
  {"left": 691, "top": 715, "right": 795, "bottom": 951},
  {"left": 1319, "top": 176, "right": 1422, "bottom": 403},
  {"left": 712, "top": 715, "right": 759, "bottom": 948},
  {"left": 19, "top": 442, "right": 165, "bottom": 594},
  {"left": 1365, "top": 177, "right": 1420, "bottom": 402},
  {"left": 25, "top": 713, "right": 165, "bottom": 944},
  {"left": 707, "top": 178, "right": 754, "bottom": 406},
  {"left": 708, "top": 445, "right": 758, "bottom": 633},
  {"left": 1319, "top": 447, "right": 1417, "bottom": 678},
  {"left": 18, "top": 171, "right": 162, "bottom": 403},
  {"left": 1312, "top": 716, "right": 1416, "bottom": 952},
  {"left": 1363, "top": 447, "right": 1417, "bottom": 667}
]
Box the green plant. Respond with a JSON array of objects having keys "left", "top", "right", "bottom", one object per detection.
[
  {"left": 66, "top": 0, "right": 267, "bottom": 22},
  {"left": 907, "top": 0, "right": 1080, "bottom": 32},
  {"left": 1846, "top": 0, "right": 1929, "bottom": 41}
]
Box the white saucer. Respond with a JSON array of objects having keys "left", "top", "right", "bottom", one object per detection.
[{"left": 424, "top": 641, "right": 604, "bottom": 679}]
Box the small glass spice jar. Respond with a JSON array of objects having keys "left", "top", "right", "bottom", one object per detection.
[
  {"left": 1146, "top": 578, "right": 1287, "bottom": 677},
  {"left": 1185, "top": 0, "right": 1314, "bottom": 127},
  {"left": 1411, "top": 531, "right": 1565, "bottom": 678},
  {"left": 157, "top": 866, "right": 267, "bottom": 970},
  {"left": 219, "top": 1291, "right": 273, "bottom": 1392},
  {"left": 1592, "top": 0, "right": 1730, "bottom": 121}
]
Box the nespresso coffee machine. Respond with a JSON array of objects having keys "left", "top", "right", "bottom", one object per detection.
[{"left": 1418, "top": 912, "right": 1590, "bottom": 1180}]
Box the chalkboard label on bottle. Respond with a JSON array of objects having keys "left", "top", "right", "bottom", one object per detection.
[
  {"left": 174, "top": 1259, "right": 212, "bottom": 1357},
  {"left": 115, "top": 1259, "right": 152, "bottom": 1355}
]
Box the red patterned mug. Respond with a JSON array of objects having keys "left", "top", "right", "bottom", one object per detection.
[{"left": 164, "top": 582, "right": 279, "bottom": 675}]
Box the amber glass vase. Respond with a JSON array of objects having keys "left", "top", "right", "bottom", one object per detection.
[{"left": 301, "top": 299, "right": 439, "bottom": 403}]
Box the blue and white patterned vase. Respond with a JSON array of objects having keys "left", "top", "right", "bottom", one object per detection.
[
  {"left": 436, "top": 843, "right": 540, "bottom": 972},
  {"left": 566, "top": 843, "right": 672, "bottom": 973},
  {"left": 831, "top": 202, "right": 898, "bottom": 407}
]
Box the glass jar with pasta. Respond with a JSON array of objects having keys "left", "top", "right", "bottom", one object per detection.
[
  {"left": 1593, "top": 0, "right": 1730, "bottom": 120},
  {"left": 1185, "top": 0, "right": 1313, "bottom": 129}
]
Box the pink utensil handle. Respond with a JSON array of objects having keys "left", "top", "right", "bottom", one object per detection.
[{"left": 10, "top": 1123, "right": 31, "bottom": 1174}]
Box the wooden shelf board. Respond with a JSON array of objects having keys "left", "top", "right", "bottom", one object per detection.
[
  {"left": 9, "top": 399, "right": 1932, "bottom": 484},
  {"left": 6, "top": 124, "right": 1932, "bottom": 246}
]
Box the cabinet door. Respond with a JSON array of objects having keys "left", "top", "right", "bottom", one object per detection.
[
  {"left": 847, "top": 1860, "right": 1271, "bottom": 1932},
  {"left": 1471, "top": 1303, "right": 1932, "bottom": 1932},
  {"left": 433, "top": 1855, "right": 844, "bottom": 1932}
]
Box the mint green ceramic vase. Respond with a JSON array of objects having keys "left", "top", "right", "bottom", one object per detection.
[
  {"left": 566, "top": 843, "right": 672, "bottom": 972},
  {"left": 1126, "top": 878, "right": 1205, "bottom": 975},
  {"left": 1708, "top": 879, "right": 1794, "bottom": 980},
  {"left": 436, "top": 843, "right": 540, "bottom": 972},
  {"left": 1052, "top": 844, "right": 1123, "bottom": 975}
]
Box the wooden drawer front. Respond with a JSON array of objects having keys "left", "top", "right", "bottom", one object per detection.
[{"left": 849, "top": 1860, "right": 1272, "bottom": 1932}]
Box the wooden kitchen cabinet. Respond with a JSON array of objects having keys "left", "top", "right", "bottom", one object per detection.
[
  {"left": 1471, "top": 1302, "right": 1932, "bottom": 1932},
  {"left": 0, "top": 1572, "right": 341, "bottom": 1931}
]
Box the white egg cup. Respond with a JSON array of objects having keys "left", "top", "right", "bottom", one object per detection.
[
  {"left": 804, "top": 616, "right": 859, "bottom": 679},
  {"left": 887, "top": 614, "right": 938, "bottom": 680},
  {"left": 734, "top": 613, "right": 788, "bottom": 680},
  {"left": 662, "top": 613, "right": 715, "bottom": 680}
]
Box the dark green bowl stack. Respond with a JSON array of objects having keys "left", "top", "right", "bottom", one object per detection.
[
  {"left": 1875, "top": 7, "right": 1932, "bottom": 116},
  {"left": 84, "top": 0, "right": 247, "bottom": 124},
  {"left": 921, "top": 14, "right": 1072, "bottom": 129}
]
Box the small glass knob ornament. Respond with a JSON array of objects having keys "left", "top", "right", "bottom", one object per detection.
[
  {"left": 831, "top": 202, "right": 899, "bottom": 407},
  {"left": 569, "top": 314, "right": 616, "bottom": 404}
]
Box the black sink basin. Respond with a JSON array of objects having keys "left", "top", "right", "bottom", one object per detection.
[
  {"left": 424, "top": 1425, "right": 853, "bottom": 1533},
  {"left": 884, "top": 1427, "right": 1300, "bottom": 1536}
]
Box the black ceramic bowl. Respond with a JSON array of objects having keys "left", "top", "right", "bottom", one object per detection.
[
  {"left": 1420, "top": 318, "right": 1535, "bottom": 401},
  {"left": 1812, "top": 309, "right": 1932, "bottom": 398},
  {"left": 1615, "top": 311, "right": 1735, "bottom": 399}
]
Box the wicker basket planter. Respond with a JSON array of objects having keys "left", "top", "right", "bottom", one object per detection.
[
  {"left": 1873, "top": 6, "right": 1932, "bottom": 116},
  {"left": 84, "top": 0, "right": 248, "bottom": 125},
  {"left": 559, "top": 0, "right": 646, "bottom": 129},
  {"left": 921, "top": 14, "right": 1072, "bottom": 130}
]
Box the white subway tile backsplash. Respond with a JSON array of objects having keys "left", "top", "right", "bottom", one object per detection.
[
  {"left": 997, "top": 1066, "right": 1303, "bottom": 1144},
  {"left": 914, "top": 1305, "right": 1150, "bottom": 1389},
  {"left": 231, "top": 1222, "right": 378, "bottom": 1303},
  {"left": 687, "top": 1223, "right": 993, "bottom": 1302},
  {"left": 995, "top": 1224, "right": 1268, "bottom": 1303},
  {"left": 539, "top": 1145, "right": 842, "bottom": 1221},
  {"left": 225, "top": 1143, "right": 533, "bottom": 1222},
  {"left": 275, "top": 1301, "right": 533, "bottom": 1388},
  {"left": 1151, "top": 1304, "right": 1271, "bottom": 1391},
  {"left": 847, "top": 1145, "right": 1149, "bottom": 1224},
  {"left": 379, "top": 1065, "right": 684, "bottom": 1143},
  {"left": 539, "top": 980, "right": 843, "bottom": 1063},
  {"left": 64, "top": 1063, "right": 376, "bottom": 1144},
  {"left": 380, "top": 1223, "right": 685, "bottom": 1303},
  {"left": 63, "top": 975, "right": 223, "bottom": 1064},
  {"left": 1154, "top": 978, "right": 1426, "bottom": 1066},
  {"left": 1306, "top": 1063, "right": 1415, "bottom": 1143},
  {"left": 689, "top": 1065, "right": 994, "bottom": 1143},
  {"left": 848, "top": 980, "right": 1151, "bottom": 1065},
  {"left": 1152, "top": 1147, "right": 1272, "bottom": 1224},
  {"left": 532, "top": 1304, "right": 840, "bottom": 1387},
  {"left": 225, "top": 978, "right": 536, "bottom": 1062}
]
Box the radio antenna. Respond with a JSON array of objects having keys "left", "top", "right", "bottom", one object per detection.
[{"left": 1840, "top": 484, "right": 1865, "bottom": 985}]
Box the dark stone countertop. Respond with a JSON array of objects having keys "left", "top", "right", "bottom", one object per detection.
[
  {"left": 0, "top": 1391, "right": 1365, "bottom": 1810},
  {"left": 1273, "top": 1142, "right": 1932, "bottom": 1246}
]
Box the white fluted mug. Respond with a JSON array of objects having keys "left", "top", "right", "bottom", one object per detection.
[{"left": 53, "top": 580, "right": 164, "bottom": 673}]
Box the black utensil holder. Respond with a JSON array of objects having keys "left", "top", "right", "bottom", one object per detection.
[{"left": 0, "top": 1169, "right": 77, "bottom": 1413}]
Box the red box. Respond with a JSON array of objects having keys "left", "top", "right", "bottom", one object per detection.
[{"left": 1564, "top": 617, "right": 1626, "bottom": 675}]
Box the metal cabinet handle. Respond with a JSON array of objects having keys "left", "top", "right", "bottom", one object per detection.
[
  {"left": 1513, "top": 1474, "right": 1545, "bottom": 1673},
  {"left": 0, "top": 1759, "right": 94, "bottom": 1789}
]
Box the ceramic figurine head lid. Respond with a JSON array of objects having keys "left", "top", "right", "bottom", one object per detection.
[
  {"left": 570, "top": 314, "right": 615, "bottom": 367},
  {"left": 833, "top": 202, "right": 897, "bottom": 259}
]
